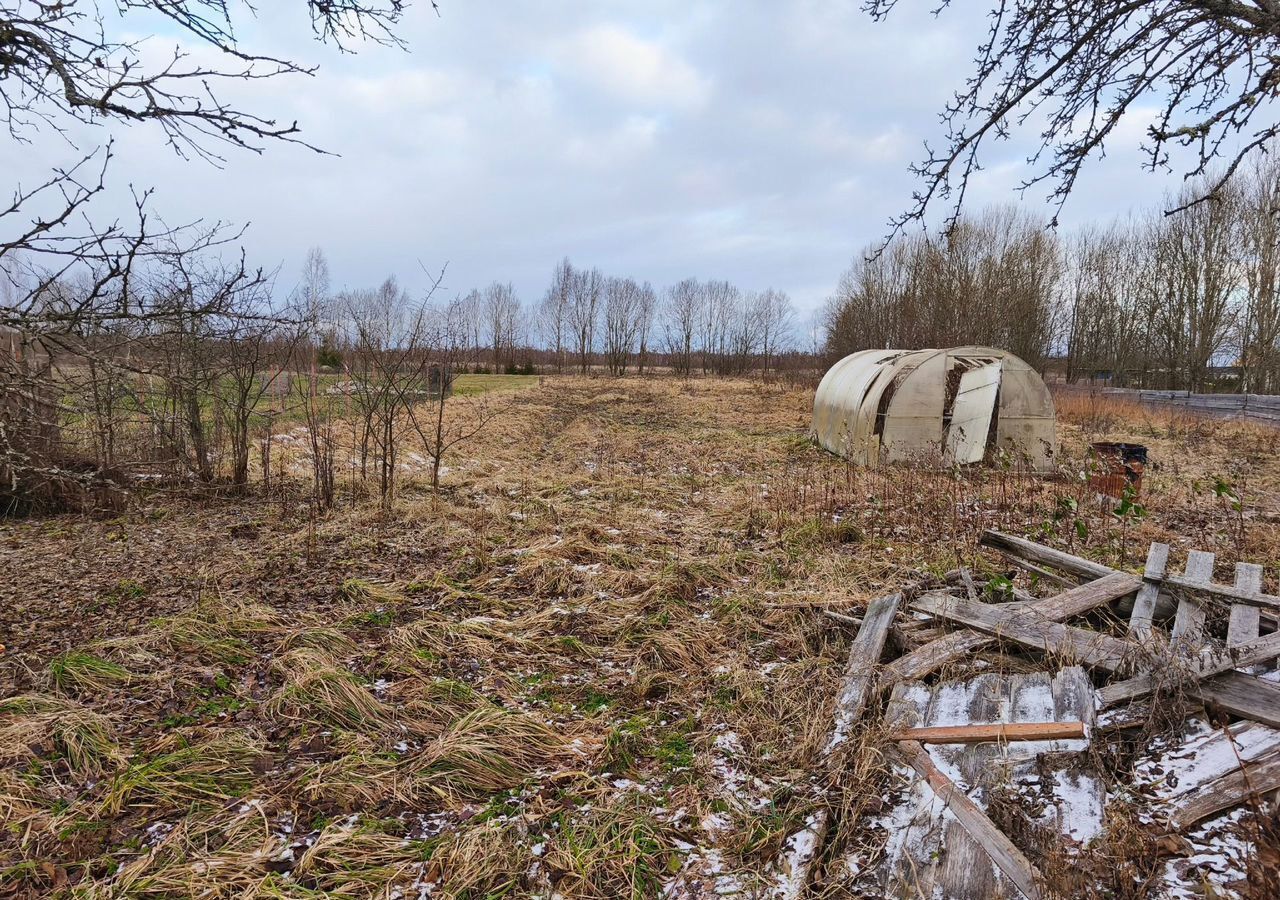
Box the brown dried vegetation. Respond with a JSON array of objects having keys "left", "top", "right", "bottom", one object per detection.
[{"left": 1, "top": 377, "right": 1278, "bottom": 897}]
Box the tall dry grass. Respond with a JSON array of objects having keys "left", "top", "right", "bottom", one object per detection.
[{"left": 4, "top": 376, "right": 1280, "bottom": 897}]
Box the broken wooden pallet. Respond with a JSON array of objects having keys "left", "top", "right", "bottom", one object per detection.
[
  {"left": 940, "top": 534, "right": 1280, "bottom": 730},
  {"left": 786, "top": 532, "right": 1280, "bottom": 900},
  {"left": 852, "top": 668, "right": 1100, "bottom": 899}
]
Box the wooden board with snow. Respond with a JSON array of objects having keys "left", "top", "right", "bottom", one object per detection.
[
  {"left": 1136, "top": 718, "right": 1280, "bottom": 896},
  {"left": 848, "top": 668, "right": 1103, "bottom": 898}
]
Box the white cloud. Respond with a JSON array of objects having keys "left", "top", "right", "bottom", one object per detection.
[
  {"left": 565, "top": 116, "right": 661, "bottom": 168},
  {"left": 0, "top": 2, "right": 1191, "bottom": 315},
  {"left": 561, "top": 24, "right": 711, "bottom": 111}
]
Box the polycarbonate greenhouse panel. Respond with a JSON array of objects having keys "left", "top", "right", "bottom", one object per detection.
[{"left": 945, "top": 361, "right": 1003, "bottom": 465}]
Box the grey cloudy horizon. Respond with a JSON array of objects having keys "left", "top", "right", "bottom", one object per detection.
[{"left": 3, "top": 1, "right": 1191, "bottom": 321}]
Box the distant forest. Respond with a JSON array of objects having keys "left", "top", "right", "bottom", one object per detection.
[
  {"left": 825, "top": 150, "right": 1280, "bottom": 394},
  {"left": 297, "top": 254, "right": 807, "bottom": 379}
]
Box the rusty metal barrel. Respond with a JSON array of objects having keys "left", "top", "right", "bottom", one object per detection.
[{"left": 1088, "top": 441, "right": 1147, "bottom": 497}]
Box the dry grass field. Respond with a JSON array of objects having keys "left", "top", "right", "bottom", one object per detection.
[{"left": 3, "top": 376, "right": 1279, "bottom": 898}]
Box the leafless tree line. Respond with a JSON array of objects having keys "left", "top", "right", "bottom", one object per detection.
[
  {"left": 827, "top": 153, "right": 1280, "bottom": 393},
  {"left": 826, "top": 206, "right": 1060, "bottom": 370},
  {"left": 0, "top": 245, "right": 508, "bottom": 514},
  {"left": 1064, "top": 159, "right": 1280, "bottom": 392},
  {"left": 536, "top": 258, "right": 797, "bottom": 377}
]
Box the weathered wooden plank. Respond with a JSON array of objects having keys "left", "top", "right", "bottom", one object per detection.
[
  {"left": 890, "top": 721, "right": 1086, "bottom": 744},
  {"left": 883, "top": 572, "right": 1140, "bottom": 688},
  {"left": 1128, "top": 542, "right": 1170, "bottom": 638},
  {"left": 1100, "top": 676, "right": 1280, "bottom": 731},
  {"left": 1190, "top": 672, "right": 1280, "bottom": 729},
  {"left": 1141, "top": 720, "right": 1280, "bottom": 830},
  {"left": 1227, "top": 563, "right": 1264, "bottom": 648},
  {"left": 1043, "top": 671, "right": 1107, "bottom": 845},
  {"left": 1169, "top": 750, "right": 1280, "bottom": 830},
  {"left": 1171, "top": 551, "right": 1215, "bottom": 645},
  {"left": 895, "top": 739, "right": 1044, "bottom": 900},
  {"left": 979, "top": 530, "right": 1115, "bottom": 582},
  {"left": 1152, "top": 722, "right": 1280, "bottom": 793},
  {"left": 774, "top": 592, "right": 901, "bottom": 900},
  {"left": 934, "top": 674, "right": 1008, "bottom": 900},
  {"left": 826, "top": 592, "right": 901, "bottom": 754},
  {"left": 881, "top": 630, "right": 993, "bottom": 686},
  {"left": 1020, "top": 571, "right": 1142, "bottom": 619},
  {"left": 910, "top": 592, "right": 1138, "bottom": 673},
  {"left": 1098, "top": 630, "right": 1280, "bottom": 708},
  {"left": 1163, "top": 572, "right": 1280, "bottom": 611},
  {"left": 861, "top": 670, "right": 1099, "bottom": 896}
]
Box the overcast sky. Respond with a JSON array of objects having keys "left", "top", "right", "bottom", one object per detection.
[{"left": 4, "top": 1, "right": 1188, "bottom": 317}]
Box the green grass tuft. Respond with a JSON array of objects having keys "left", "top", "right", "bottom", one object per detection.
[{"left": 48, "top": 652, "right": 132, "bottom": 693}]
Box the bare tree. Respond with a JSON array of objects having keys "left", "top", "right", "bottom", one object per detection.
[
  {"left": 1063, "top": 223, "right": 1142, "bottom": 384},
  {"left": 728, "top": 292, "right": 763, "bottom": 376},
  {"left": 1149, "top": 181, "right": 1242, "bottom": 391},
  {"left": 867, "top": 2, "right": 1280, "bottom": 232},
  {"left": 300, "top": 354, "right": 338, "bottom": 511},
  {"left": 291, "top": 251, "right": 340, "bottom": 509},
  {"left": 568, "top": 266, "right": 603, "bottom": 374},
  {"left": 699, "top": 280, "right": 739, "bottom": 375},
  {"left": 539, "top": 258, "right": 573, "bottom": 373},
  {"left": 297, "top": 247, "right": 339, "bottom": 362},
  {"left": 662, "top": 279, "right": 701, "bottom": 377},
  {"left": 455, "top": 289, "right": 485, "bottom": 370},
  {"left": 405, "top": 295, "right": 505, "bottom": 491},
  {"left": 635, "top": 281, "right": 657, "bottom": 375},
  {"left": 482, "top": 281, "right": 520, "bottom": 371},
  {"left": 1238, "top": 156, "right": 1280, "bottom": 393},
  {"left": 749, "top": 288, "right": 795, "bottom": 373},
  {"left": 602, "top": 277, "right": 643, "bottom": 376}
]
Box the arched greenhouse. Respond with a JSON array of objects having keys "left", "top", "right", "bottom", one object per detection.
[{"left": 812, "top": 346, "right": 1056, "bottom": 470}]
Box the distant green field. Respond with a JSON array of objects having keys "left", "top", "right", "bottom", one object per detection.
[
  {"left": 451, "top": 374, "right": 540, "bottom": 396},
  {"left": 52, "top": 371, "right": 542, "bottom": 436}
]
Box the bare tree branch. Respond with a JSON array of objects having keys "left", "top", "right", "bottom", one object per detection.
[{"left": 867, "top": 1, "right": 1280, "bottom": 238}]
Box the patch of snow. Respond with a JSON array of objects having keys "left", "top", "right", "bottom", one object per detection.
[
  {"left": 1161, "top": 807, "right": 1253, "bottom": 899},
  {"left": 770, "top": 811, "right": 827, "bottom": 900},
  {"left": 143, "top": 821, "right": 175, "bottom": 846},
  {"left": 663, "top": 847, "right": 749, "bottom": 898}
]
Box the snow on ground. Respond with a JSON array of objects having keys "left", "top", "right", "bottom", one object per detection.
[
  {"left": 1134, "top": 716, "right": 1277, "bottom": 898},
  {"left": 663, "top": 727, "right": 774, "bottom": 898}
]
